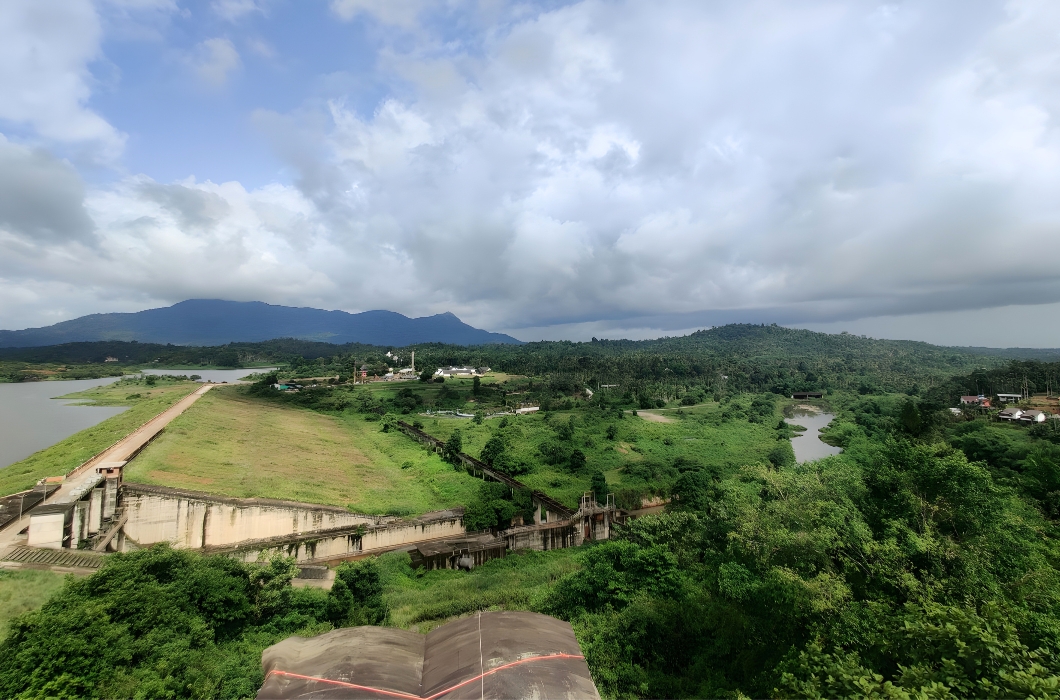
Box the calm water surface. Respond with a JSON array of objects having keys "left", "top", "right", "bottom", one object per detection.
[
  {"left": 784, "top": 411, "right": 843, "bottom": 462},
  {"left": 0, "top": 369, "right": 278, "bottom": 471},
  {"left": 140, "top": 368, "right": 276, "bottom": 383},
  {"left": 0, "top": 378, "right": 126, "bottom": 470}
]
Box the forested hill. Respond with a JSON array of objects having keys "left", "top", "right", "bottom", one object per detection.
[
  {"left": 0, "top": 299, "right": 521, "bottom": 347},
  {"left": 4, "top": 324, "right": 1048, "bottom": 394},
  {"left": 410, "top": 324, "right": 1022, "bottom": 394}
]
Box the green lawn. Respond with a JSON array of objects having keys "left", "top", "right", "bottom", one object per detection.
[
  {"left": 0, "top": 379, "right": 203, "bottom": 497},
  {"left": 125, "top": 387, "right": 482, "bottom": 515},
  {"left": 0, "top": 569, "right": 67, "bottom": 640}
]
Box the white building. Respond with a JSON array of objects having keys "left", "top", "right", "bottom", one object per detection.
[
  {"left": 1019, "top": 410, "right": 1048, "bottom": 423},
  {"left": 434, "top": 366, "right": 489, "bottom": 378}
]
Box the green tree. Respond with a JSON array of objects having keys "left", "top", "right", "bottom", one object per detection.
[
  {"left": 899, "top": 399, "right": 923, "bottom": 435},
  {"left": 327, "top": 559, "right": 387, "bottom": 626},
  {"left": 590, "top": 471, "right": 608, "bottom": 501},
  {"left": 480, "top": 434, "right": 507, "bottom": 466},
  {"left": 442, "top": 429, "right": 463, "bottom": 464},
  {"left": 0, "top": 545, "right": 332, "bottom": 699}
]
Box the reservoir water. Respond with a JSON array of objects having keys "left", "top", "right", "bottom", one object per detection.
[
  {"left": 0, "top": 378, "right": 126, "bottom": 470},
  {"left": 0, "top": 368, "right": 277, "bottom": 471},
  {"left": 784, "top": 411, "right": 843, "bottom": 462},
  {"left": 140, "top": 368, "right": 275, "bottom": 383}
]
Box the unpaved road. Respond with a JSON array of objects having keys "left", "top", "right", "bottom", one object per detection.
[
  {"left": 630, "top": 411, "right": 676, "bottom": 423},
  {"left": 66, "top": 383, "right": 217, "bottom": 480}
]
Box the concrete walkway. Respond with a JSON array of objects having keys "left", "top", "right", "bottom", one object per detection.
[{"left": 0, "top": 383, "right": 216, "bottom": 560}]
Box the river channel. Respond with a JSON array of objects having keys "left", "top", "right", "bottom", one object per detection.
[{"left": 784, "top": 410, "right": 843, "bottom": 462}]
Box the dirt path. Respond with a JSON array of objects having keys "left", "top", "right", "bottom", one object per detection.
[
  {"left": 66, "top": 383, "right": 217, "bottom": 480},
  {"left": 633, "top": 411, "right": 676, "bottom": 423}
]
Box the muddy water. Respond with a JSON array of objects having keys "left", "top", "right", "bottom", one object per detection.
[
  {"left": 784, "top": 411, "right": 843, "bottom": 463},
  {"left": 0, "top": 378, "right": 126, "bottom": 470}
]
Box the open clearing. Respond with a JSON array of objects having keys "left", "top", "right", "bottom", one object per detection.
[
  {"left": 635, "top": 411, "right": 676, "bottom": 423},
  {"left": 125, "top": 387, "right": 481, "bottom": 514}
]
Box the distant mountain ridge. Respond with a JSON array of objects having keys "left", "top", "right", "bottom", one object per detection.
[{"left": 0, "top": 300, "right": 522, "bottom": 348}]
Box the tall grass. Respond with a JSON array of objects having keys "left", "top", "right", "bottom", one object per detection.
[
  {"left": 0, "top": 569, "right": 67, "bottom": 640},
  {"left": 126, "top": 387, "right": 482, "bottom": 514}
]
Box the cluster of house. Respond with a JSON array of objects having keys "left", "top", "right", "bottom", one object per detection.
[
  {"left": 957, "top": 394, "right": 1053, "bottom": 423},
  {"left": 997, "top": 407, "right": 1050, "bottom": 423}
]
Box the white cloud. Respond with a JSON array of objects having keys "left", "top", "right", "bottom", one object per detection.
[
  {"left": 0, "top": 0, "right": 125, "bottom": 159},
  {"left": 4, "top": 0, "right": 1060, "bottom": 348},
  {"left": 330, "top": 0, "right": 427, "bottom": 29},
  {"left": 187, "top": 37, "right": 242, "bottom": 87},
  {"left": 212, "top": 0, "right": 264, "bottom": 23},
  {"left": 256, "top": 0, "right": 1060, "bottom": 340}
]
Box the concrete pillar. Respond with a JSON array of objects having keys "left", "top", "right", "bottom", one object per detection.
[
  {"left": 71, "top": 502, "right": 87, "bottom": 548},
  {"left": 88, "top": 488, "right": 103, "bottom": 535},
  {"left": 103, "top": 478, "right": 118, "bottom": 519}
]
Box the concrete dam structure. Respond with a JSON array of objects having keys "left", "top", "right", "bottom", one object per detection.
[
  {"left": 120, "top": 484, "right": 467, "bottom": 564},
  {"left": 5, "top": 394, "right": 621, "bottom": 573}
]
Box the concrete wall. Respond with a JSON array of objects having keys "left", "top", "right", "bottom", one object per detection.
[
  {"left": 120, "top": 484, "right": 385, "bottom": 550},
  {"left": 204, "top": 510, "right": 467, "bottom": 564},
  {"left": 27, "top": 510, "right": 68, "bottom": 550}
]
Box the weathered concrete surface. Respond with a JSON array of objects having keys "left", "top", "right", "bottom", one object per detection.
[
  {"left": 257, "top": 611, "right": 599, "bottom": 700},
  {"left": 203, "top": 509, "right": 467, "bottom": 564},
  {"left": 120, "top": 484, "right": 384, "bottom": 550}
]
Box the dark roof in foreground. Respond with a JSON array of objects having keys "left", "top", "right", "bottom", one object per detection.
[{"left": 256, "top": 611, "right": 599, "bottom": 699}]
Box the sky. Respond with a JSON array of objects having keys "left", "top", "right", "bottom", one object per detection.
[{"left": 0, "top": 0, "right": 1059, "bottom": 346}]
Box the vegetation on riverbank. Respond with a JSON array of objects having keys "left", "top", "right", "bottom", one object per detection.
[{"left": 0, "top": 546, "right": 384, "bottom": 698}]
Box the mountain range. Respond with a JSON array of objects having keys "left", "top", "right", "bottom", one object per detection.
[{"left": 0, "top": 300, "right": 522, "bottom": 348}]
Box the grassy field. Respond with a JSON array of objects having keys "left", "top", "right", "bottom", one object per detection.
[
  {"left": 377, "top": 548, "right": 580, "bottom": 632},
  {"left": 421, "top": 400, "right": 781, "bottom": 508},
  {"left": 125, "top": 387, "right": 482, "bottom": 514},
  {"left": 0, "top": 569, "right": 67, "bottom": 640},
  {"left": 0, "top": 378, "right": 202, "bottom": 497}
]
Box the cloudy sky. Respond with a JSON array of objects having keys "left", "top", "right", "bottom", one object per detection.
[{"left": 1, "top": 0, "right": 1058, "bottom": 346}]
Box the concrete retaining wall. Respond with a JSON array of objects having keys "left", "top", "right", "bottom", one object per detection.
[
  {"left": 207, "top": 510, "right": 467, "bottom": 564},
  {"left": 120, "top": 484, "right": 386, "bottom": 550}
]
